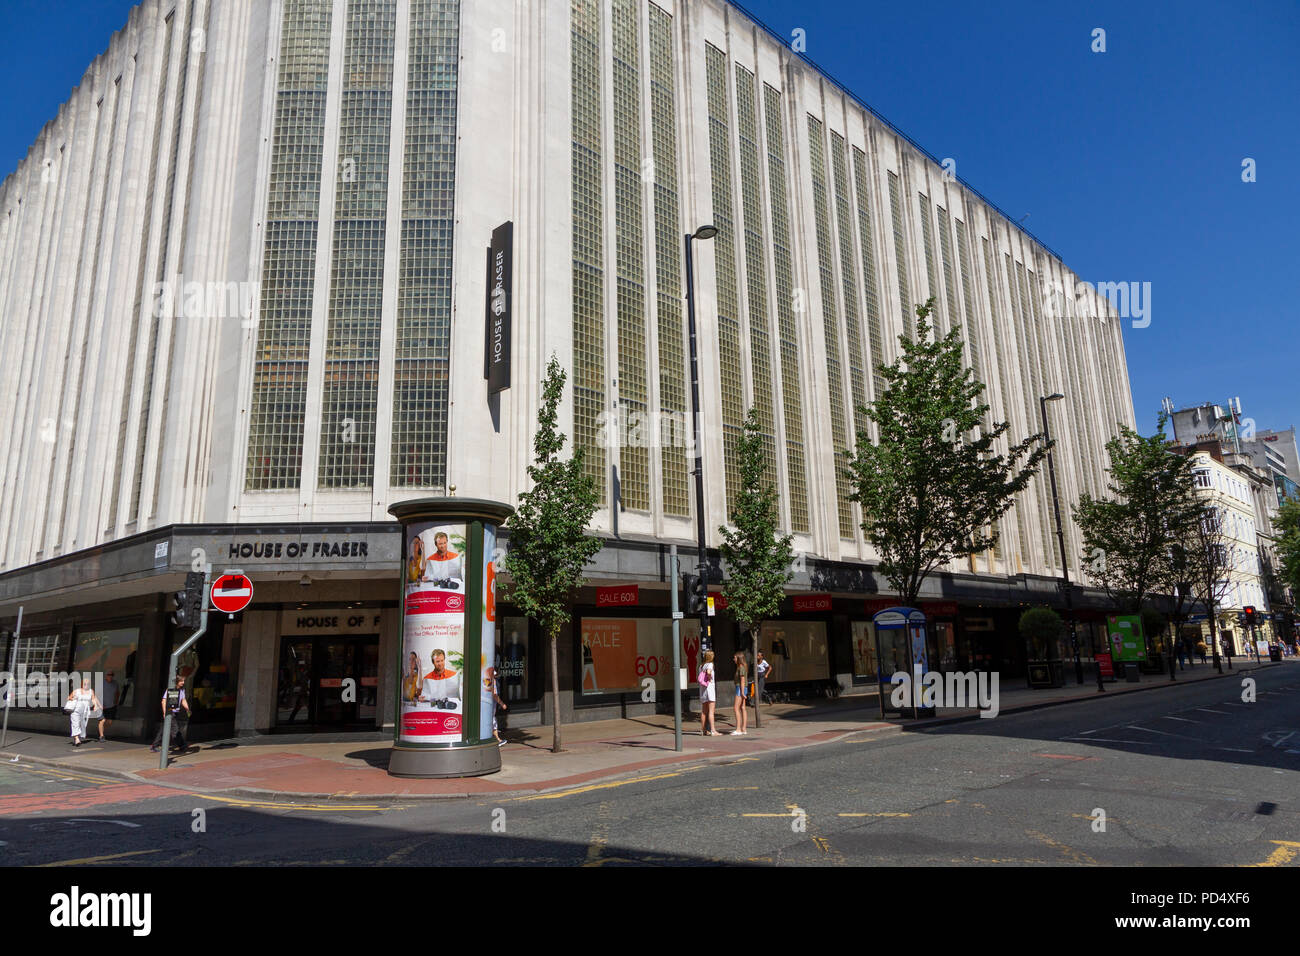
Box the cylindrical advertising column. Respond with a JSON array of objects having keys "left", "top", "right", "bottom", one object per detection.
[{"left": 388, "top": 497, "right": 513, "bottom": 778}]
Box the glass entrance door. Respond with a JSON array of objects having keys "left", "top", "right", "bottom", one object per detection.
[
  {"left": 277, "top": 636, "right": 379, "bottom": 729},
  {"left": 277, "top": 640, "right": 313, "bottom": 726}
]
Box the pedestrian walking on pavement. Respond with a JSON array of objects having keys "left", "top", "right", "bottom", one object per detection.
[
  {"left": 731, "top": 652, "right": 748, "bottom": 735},
  {"left": 151, "top": 676, "right": 191, "bottom": 753},
  {"left": 489, "top": 666, "right": 507, "bottom": 746},
  {"left": 756, "top": 651, "right": 771, "bottom": 704},
  {"left": 98, "top": 671, "right": 120, "bottom": 740},
  {"left": 698, "top": 651, "right": 719, "bottom": 736},
  {"left": 65, "top": 678, "right": 99, "bottom": 747}
]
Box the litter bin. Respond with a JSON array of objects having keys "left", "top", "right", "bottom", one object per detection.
[
  {"left": 1124, "top": 663, "right": 1140, "bottom": 683},
  {"left": 1269, "top": 644, "right": 1283, "bottom": 662}
]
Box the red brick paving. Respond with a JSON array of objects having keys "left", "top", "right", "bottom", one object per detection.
[{"left": 0, "top": 782, "right": 177, "bottom": 815}]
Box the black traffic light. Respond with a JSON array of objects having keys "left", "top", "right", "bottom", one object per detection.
[
  {"left": 682, "top": 572, "right": 706, "bottom": 615},
  {"left": 1243, "top": 605, "right": 1257, "bottom": 629},
  {"left": 171, "top": 571, "right": 206, "bottom": 629}
]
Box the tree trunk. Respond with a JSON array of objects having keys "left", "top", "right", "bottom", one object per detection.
[
  {"left": 1208, "top": 601, "right": 1222, "bottom": 674},
  {"left": 549, "top": 622, "right": 564, "bottom": 753}
]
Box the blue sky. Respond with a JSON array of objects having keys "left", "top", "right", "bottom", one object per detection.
[{"left": 2, "top": 0, "right": 1296, "bottom": 437}]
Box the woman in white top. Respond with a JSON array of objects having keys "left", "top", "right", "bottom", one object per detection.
[
  {"left": 66, "top": 678, "right": 99, "bottom": 747},
  {"left": 698, "top": 650, "right": 719, "bottom": 736}
]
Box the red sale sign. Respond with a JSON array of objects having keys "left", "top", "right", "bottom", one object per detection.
[
  {"left": 1096, "top": 652, "right": 1114, "bottom": 678},
  {"left": 793, "top": 594, "right": 832, "bottom": 613},
  {"left": 596, "top": 585, "right": 639, "bottom": 608}
]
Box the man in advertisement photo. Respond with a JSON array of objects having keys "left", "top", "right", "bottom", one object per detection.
[{"left": 418, "top": 649, "right": 460, "bottom": 710}]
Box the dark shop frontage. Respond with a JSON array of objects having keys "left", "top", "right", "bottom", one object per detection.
[{"left": 1, "top": 525, "right": 1118, "bottom": 743}]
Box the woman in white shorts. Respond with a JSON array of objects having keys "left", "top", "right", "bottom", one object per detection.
[{"left": 698, "top": 650, "right": 719, "bottom": 736}]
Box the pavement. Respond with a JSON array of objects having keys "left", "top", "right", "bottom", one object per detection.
[{"left": 0, "top": 658, "right": 1286, "bottom": 801}]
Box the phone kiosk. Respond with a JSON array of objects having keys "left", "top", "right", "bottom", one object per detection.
[{"left": 872, "top": 607, "right": 933, "bottom": 720}]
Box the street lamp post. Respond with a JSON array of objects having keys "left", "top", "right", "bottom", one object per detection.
[
  {"left": 1039, "top": 393, "right": 1091, "bottom": 689},
  {"left": 685, "top": 225, "right": 718, "bottom": 650}
]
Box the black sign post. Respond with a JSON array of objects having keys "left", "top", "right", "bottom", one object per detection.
[{"left": 484, "top": 221, "right": 513, "bottom": 393}]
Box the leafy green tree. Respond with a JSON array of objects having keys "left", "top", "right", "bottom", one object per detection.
[
  {"left": 1019, "top": 606, "right": 1064, "bottom": 660},
  {"left": 503, "top": 356, "right": 604, "bottom": 753},
  {"left": 1073, "top": 416, "right": 1203, "bottom": 653},
  {"left": 719, "top": 408, "right": 795, "bottom": 726},
  {"left": 1277, "top": 498, "right": 1300, "bottom": 600},
  {"left": 844, "top": 298, "right": 1049, "bottom": 609}
]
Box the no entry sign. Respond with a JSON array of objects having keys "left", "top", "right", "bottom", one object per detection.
[{"left": 211, "top": 573, "right": 253, "bottom": 614}]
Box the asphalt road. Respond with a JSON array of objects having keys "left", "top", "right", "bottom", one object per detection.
[{"left": 2, "top": 664, "right": 1298, "bottom": 866}]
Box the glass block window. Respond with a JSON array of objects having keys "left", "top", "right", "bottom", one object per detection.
[
  {"left": 1018, "top": 262, "right": 1054, "bottom": 570},
  {"left": 984, "top": 237, "right": 1026, "bottom": 566},
  {"left": 830, "top": 132, "right": 866, "bottom": 423},
  {"left": 1027, "top": 267, "right": 1061, "bottom": 570},
  {"left": 1007, "top": 256, "right": 1046, "bottom": 571},
  {"left": 611, "top": 0, "right": 648, "bottom": 511},
  {"left": 954, "top": 217, "right": 996, "bottom": 559},
  {"left": 887, "top": 171, "right": 912, "bottom": 339},
  {"left": 807, "top": 115, "right": 854, "bottom": 539},
  {"left": 936, "top": 206, "right": 960, "bottom": 340},
  {"left": 705, "top": 44, "right": 743, "bottom": 510},
  {"left": 763, "top": 84, "right": 808, "bottom": 532},
  {"left": 392, "top": 0, "right": 459, "bottom": 488},
  {"left": 917, "top": 193, "right": 941, "bottom": 332},
  {"left": 9, "top": 632, "right": 71, "bottom": 692},
  {"left": 317, "top": 0, "right": 396, "bottom": 489},
  {"left": 1063, "top": 297, "right": 1101, "bottom": 499},
  {"left": 851, "top": 147, "right": 884, "bottom": 405},
  {"left": 246, "top": 0, "right": 331, "bottom": 490},
  {"left": 648, "top": 4, "right": 688, "bottom": 516},
  {"left": 734, "top": 64, "right": 777, "bottom": 495},
  {"left": 571, "top": 0, "right": 605, "bottom": 503},
  {"left": 953, "top": 219, "right": 982, "bottom": 393}
]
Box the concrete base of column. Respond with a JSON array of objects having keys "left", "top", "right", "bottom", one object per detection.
[{"left": 387, "top": 742, "right": 502, "bottom": 778}]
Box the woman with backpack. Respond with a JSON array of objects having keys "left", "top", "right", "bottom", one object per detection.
[
  {"left": 697, "top": 650, "right": 719, "bottom": 736},
  {"left": 731, "top": 652, "right": 748, "bottom": 736}
]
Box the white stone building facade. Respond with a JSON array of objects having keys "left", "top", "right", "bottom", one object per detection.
[{"left": 0, "top": 0, "right": 1138, "bottom": 737}]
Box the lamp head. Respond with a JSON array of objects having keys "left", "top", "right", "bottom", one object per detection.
[
  {"left": 692, "top": 224, "right": 718, "bottom": 241},
  {"left": 1045, "top": 393, "right": 1065, "bottom": 402}
]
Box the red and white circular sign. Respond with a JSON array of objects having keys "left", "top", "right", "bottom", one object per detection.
[{"left": 210, "top": 573, "right": 254, "bottom": 614}]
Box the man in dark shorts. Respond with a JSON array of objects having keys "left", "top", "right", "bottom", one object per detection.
[
  {"left": 150, "top": 676, "right": 191, "bottom": 752},
  {"left": 98, "top": 671, "right": 120, "bottom": 741}
]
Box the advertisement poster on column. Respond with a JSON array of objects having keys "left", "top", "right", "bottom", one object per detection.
[
  {"left": 479, "top": 524, "right": 498, "bottom": 739},
  {"left": 400, "top": 522, "right": 467, "bottom": 744}
]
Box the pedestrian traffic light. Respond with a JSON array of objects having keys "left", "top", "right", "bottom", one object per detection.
[
  {"left": 682, "top": 573, "right": 706, "bottom": 615},
  {"left": 171, "top": 571, "right": 206, "bottom": 629}
]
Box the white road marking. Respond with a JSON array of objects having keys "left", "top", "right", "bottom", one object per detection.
[
  {"left": 1126, "top": 725, "right": 1181, "bottom": 736},
  {"left": 1062, "top": 737, "right": 1158, "bottom": 745},
  {"left": 1160, "top": 716, "right": 1198, "bottom": 723},
  {"left": 66, "top": 818, "right": 141, "bottom": 828},
  {"left": 1217, "top": 748, "right": 1254, "bottom": 753},
  {"left": 1197, "top": 708, "right": 1230, "bottom": 715}
]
